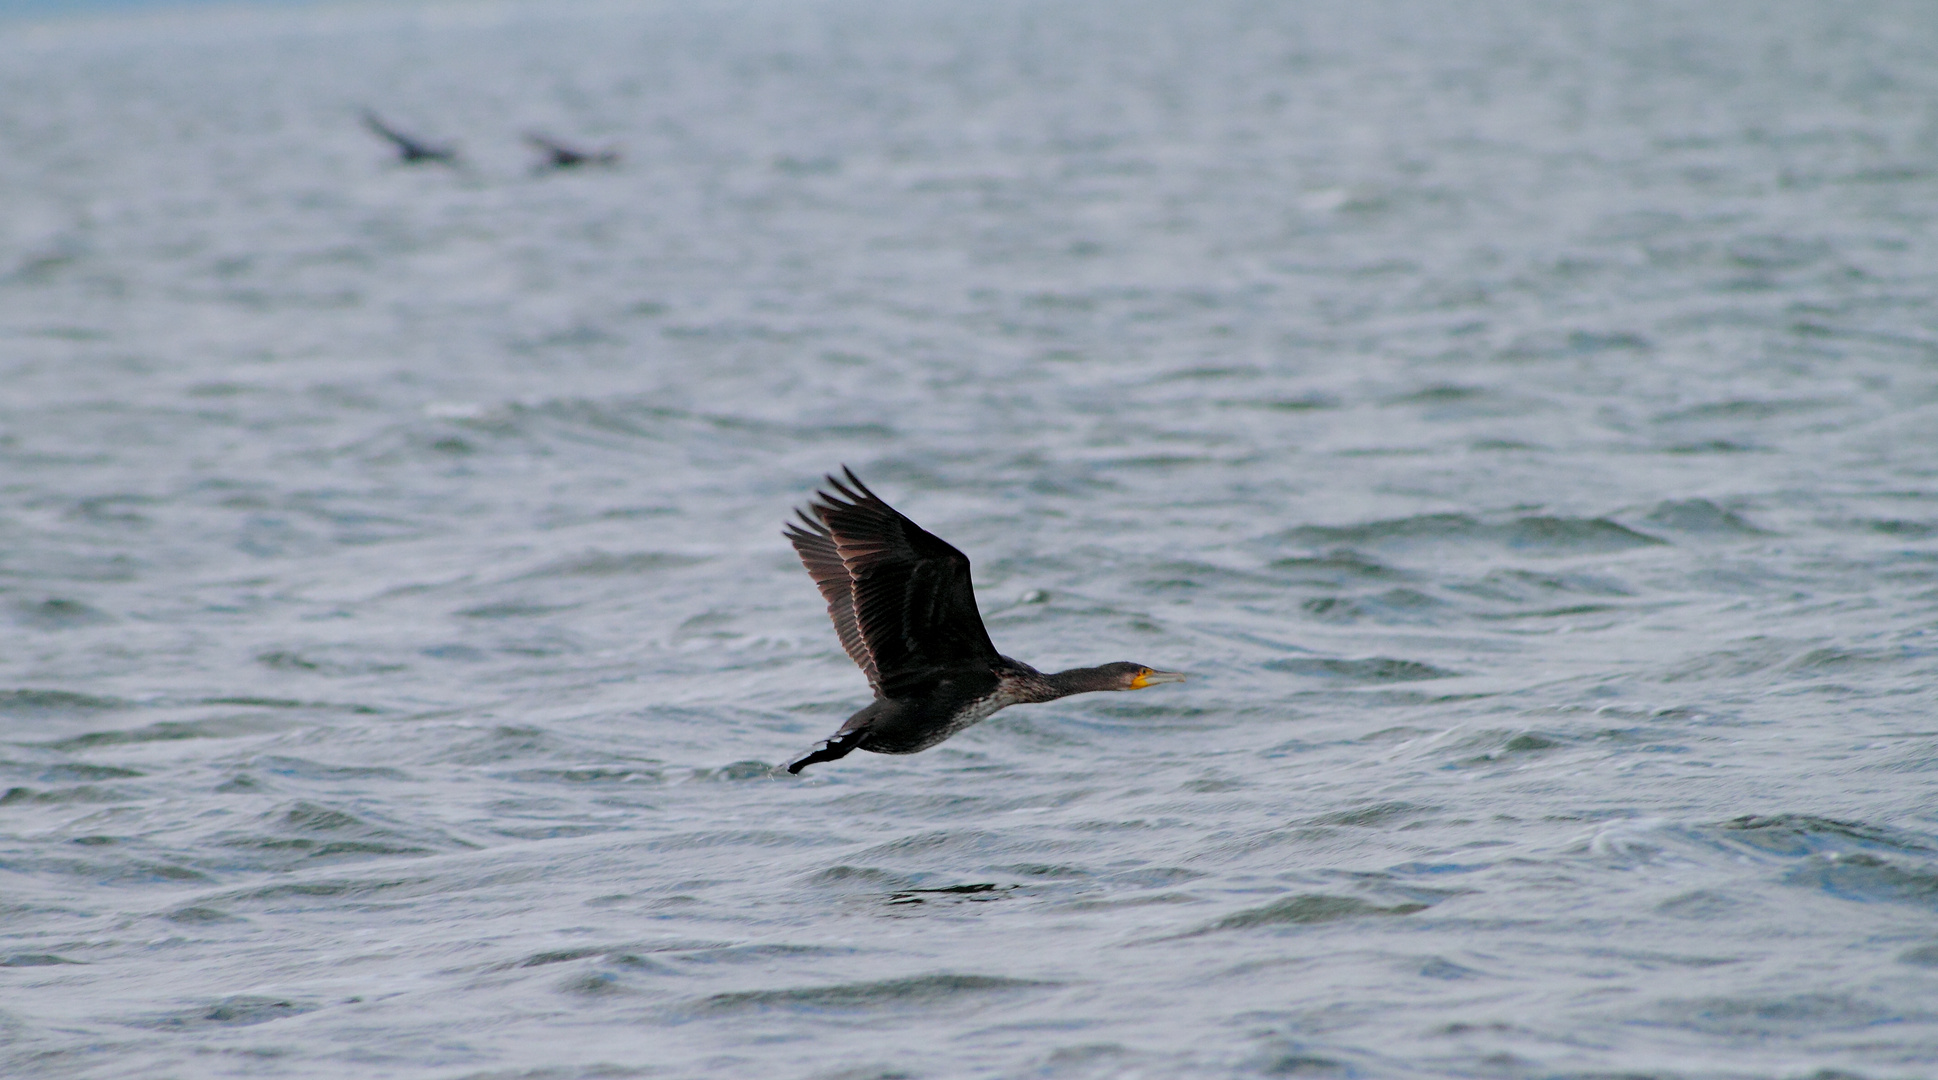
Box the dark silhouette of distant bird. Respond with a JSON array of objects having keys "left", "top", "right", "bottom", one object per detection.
[
  {"left": 361, "top": 110, "right": 459, "bottom": 165},
  {"left": 782, "top": 469, "right": 1185, "bottom": 773},
  {"left": 525, "top": 132, "right": 620, "bottom": 170}
]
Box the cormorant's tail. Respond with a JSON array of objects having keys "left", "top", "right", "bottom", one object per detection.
[{"left": 786, "top": 730, "right": 864, "bottom": 774}]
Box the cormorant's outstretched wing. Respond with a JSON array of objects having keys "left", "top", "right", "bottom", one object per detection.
[
  {"left": 783, "top": 509, "right": 880, "bottom": 690},
  {"left": 802, "top": 468, "right": 999, "bottom": 697}
]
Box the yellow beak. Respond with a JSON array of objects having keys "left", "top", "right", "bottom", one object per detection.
[{"left": 1131, "top": 669, "right": 1188, "bottom": 690}]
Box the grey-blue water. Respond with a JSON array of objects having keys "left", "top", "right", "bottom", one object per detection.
[{"left": 3, "top": 1, "right": 1937, "bottom": 1076}]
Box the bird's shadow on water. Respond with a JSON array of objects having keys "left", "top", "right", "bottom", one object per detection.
[{"left": 882, "top": 882, "right": 1019, "bottom": 906}]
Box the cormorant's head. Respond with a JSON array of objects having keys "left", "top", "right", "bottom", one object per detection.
[{"left": 1098, "top": 662, "right": 1187, "bottom": 690}]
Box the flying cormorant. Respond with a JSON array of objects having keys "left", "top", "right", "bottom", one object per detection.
[
  {"left": 525, "top": 132, "right": 620, "bottom": 170},
  {"left": 361, "top": 110, "right": 459, "bottom": 165},
  {"left": 782, "top": 469, "right": 1185, "bottom": 773}
]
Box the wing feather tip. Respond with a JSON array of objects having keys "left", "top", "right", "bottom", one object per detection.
[
  {"left": 792, "top": 508, "right": 832, "bottom": 535},
  {"left": 839, "top": 465, "right": 881, "bottom": 501}
]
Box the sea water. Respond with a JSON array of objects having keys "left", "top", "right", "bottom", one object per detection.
[{"left": 2, "top": 1, "right": 1937, "bottom": 1076}]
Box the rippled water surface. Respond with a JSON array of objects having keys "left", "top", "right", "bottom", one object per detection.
[{"left": 4, "top": 1, "right": 1938, "bottom": 1076}]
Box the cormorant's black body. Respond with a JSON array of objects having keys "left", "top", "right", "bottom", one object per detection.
[
  {"left": 782, "top": 469, "right": 1183, "bottom": 773},
  {"left": 361, "top": 110, "right": 458, "bottom": 165},
  {"left": 526, "top": 133, "right": 620, "bottom": 170}
]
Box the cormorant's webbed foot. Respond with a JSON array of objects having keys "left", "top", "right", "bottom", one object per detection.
[{"left": 786, "top": 731, "right": 863, "bottom": 774}]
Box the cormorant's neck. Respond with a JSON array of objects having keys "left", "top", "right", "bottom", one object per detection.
[{"left": 1040, "top": 666, "right": 1122, "bottom": 700}]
